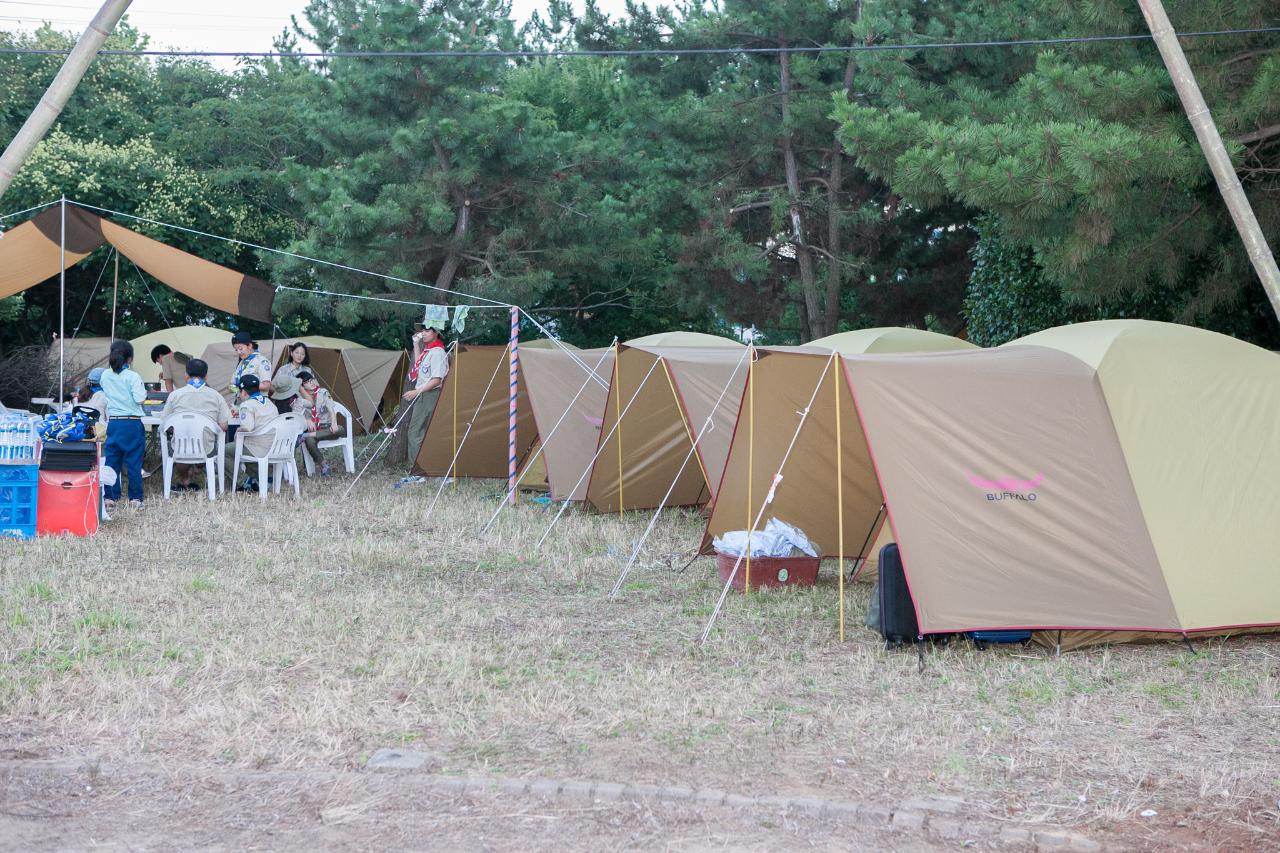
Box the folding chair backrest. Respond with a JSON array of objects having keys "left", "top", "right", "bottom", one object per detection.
[
  {"left": 163, "top": 412, "right": 219, "bottom": 461},
  {"left": 265, "top": 418, "right": 304, "bottom": 461}
]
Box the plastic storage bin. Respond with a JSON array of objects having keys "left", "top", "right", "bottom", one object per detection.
[
  {"left": 0, "top": 463, "right": 39, "bottom": 539},
  {"left": 37, "top": 468, "right": 99, "bottom": 537},
  {"left": 716, "top": 551, "right": 820, "bottom": 592}
]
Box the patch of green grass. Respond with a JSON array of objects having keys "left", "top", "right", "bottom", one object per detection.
[
  {"left": 24, "top": 581, "right": 55, "bottom": 601},
  {"left": 8, "top": 608, "right": 29, "bottom": 628},
  {"left": 189, "top": 575, "right": 216, "bottom": 593},
  {"left": 74, "top": 609, "right": 131, "bottom": 632}
]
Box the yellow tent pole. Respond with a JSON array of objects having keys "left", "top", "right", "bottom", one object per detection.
[
  {"left": 614, "top": 341, "right": 624, "bottom": 518},
  {"left": 745, "top": 345, "right": 754, "bottom": 596},
  {"left": 450, "top": 344, "right": 460, "bottom": 489},
  {"left": 834, "top": 355, "right": 845, "bottom": 642}
]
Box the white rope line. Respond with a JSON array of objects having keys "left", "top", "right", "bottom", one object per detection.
[
  {"left": 0, "top": 198, "right": 60, "bottom": 222},
  {"left": 71, "top": 247, "right": 115, "bottom": 338},
  {"left": 517, "top": 307, "right": 610, "bottom": 390},
  {"left": 130, "top": 259, "right": 173, "bottom": 327},
  {"left": 68, "top": 200, "right": 513, "bottom": 308},
  {"left": 423, "top": 343, "right": 510, "bottom": 520},
  {"left": 277, "top": 285, "right": 434, "bottom": 309},
  {"left": 481, "top": 341, "right": 617, "bottom": 533},
  {"left": 534, "top": 355, "right": 664, "bottom": 549},
  {"left": 698, "top": 353, "right": 838, "bottom": 645},
  {"left": 608, "top": 345, "right": 753, "bottom": 598}
]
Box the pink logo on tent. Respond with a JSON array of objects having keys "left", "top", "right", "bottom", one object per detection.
[{"left": 966, "top": 473, "right": 1044, "bottom": 492}]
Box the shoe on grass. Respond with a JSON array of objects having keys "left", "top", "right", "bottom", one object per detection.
[
  {"left": 321, "top": 463, "right": 332, "bottom": 477},
  {"left": 129, "top": 500, "right": 144, "bottom": 509},
  {"left": 104, "top": 499, "right": 117, "bottom": 511}
]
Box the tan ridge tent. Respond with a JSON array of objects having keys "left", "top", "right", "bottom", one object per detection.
[
  {"left": 130, "top": 326, "right": 233, "bottom": 383},
  {"left": 586, "top": 344, "right": 752, "bottom": 513},
  {"left": 53, "top": 336, "right": 112, "bottom": 390},
  {"left": 704, "top": 320, "right": 1280, "bottom": 647},
  {"left": 199, "top": 340, "right": 276, "bottom": 401},
  {"left": 414, "top": 343, "right": 614, "bottom": 500},
  {"left": 0, "top": 206, "right": 274, "bottom": 321},
  {"left": 703, "top": 328, "right": 977, "bottom": 568}
]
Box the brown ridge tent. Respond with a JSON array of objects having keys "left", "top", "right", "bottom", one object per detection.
[
  {"left": 702, "top": 328, "right": 976, "bottom": 561},
  {"left": 272, "top": 342, "right": 407, "bottom": 435},
  {"left": 0, "top": 206, "right": 274, "bottom": 321},
  {"left": 704, "top": 321, "right": 1280, "bottom": 648},
  {"left": 414, "top": 343, "right": 614, "bottom": 500},
  {"left": 586, "top": 343, "right": 751, "bottom": 513}
]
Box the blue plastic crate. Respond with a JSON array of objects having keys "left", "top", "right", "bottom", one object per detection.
[
  {"left": 0, "top": 464, "right": 39, "bottom": 541},
  {"left": 0, "top": 523, "right": 36, "bottom": 540}
]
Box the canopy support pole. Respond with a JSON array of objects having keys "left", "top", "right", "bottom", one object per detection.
[
  {"left": 508, "top": 307, "right": 519, "bottom": 505},
  {"left": 58, "top": 196, "right": 65, "bottom": 404},
  {"left": 614, "top": 341, "right": 624, "bottom": 517},
  {"left": 109, "top": 249, "right": 119, "bottom": 341},
  {"left": 745, "top": 346, "right": 755, "bottom": 595}
]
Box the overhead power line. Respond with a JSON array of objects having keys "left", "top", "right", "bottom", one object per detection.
[{"left": 0, "top": 26, "right": 1278, "bottom": 59}]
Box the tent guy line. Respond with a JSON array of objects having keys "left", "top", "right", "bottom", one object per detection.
[
  {"left": 1, "top": 26, "right": 1277, "bottom": 59},
  {"left": 536, "top": 355, "right": 665, "bottom": 550},
  {"left": 481, "top": 342, "right": 618, "bottom": 534},
  {"left": 699, "top": 353, "right": 839, "bottom": 645},
  {"left": 608, "top": 344, "right": 754, "bottom": 599},
  {"left": 0, "top": 198, "right": 60, "bottom": 222}
]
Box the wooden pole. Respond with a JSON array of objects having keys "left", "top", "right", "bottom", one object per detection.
[
  {"left": 109, "top": 249, "right": 119, "bottom": 341},
  {"left": 834, "top": 356, "right": 845, "bottom": 641},
  {"left": 1136, "top": 0, "right": 1280, "bottom": 322},
  {"left": 58, "top": 197, "right": 66, "bottom": 405},
  {"left": 0, "top": 0, "right": 134, "bottom": 202}
]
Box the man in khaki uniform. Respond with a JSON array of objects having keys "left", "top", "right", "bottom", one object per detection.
[
  {"left": 403, "top": 325, "right": 449, "bottom": 464},
  {"left": 160, "top": 357, "right": 231, "bottom": 491},
  {"left": 151, "top": 345, "right": 190, "bottom": 392}
]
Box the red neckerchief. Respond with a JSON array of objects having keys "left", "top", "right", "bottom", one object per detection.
[
  {"left": 408, "top": 338, "right": 445, "bottom": 381},
  {"left": 309, "top": 391, "right": 322, "bottom": 431}
]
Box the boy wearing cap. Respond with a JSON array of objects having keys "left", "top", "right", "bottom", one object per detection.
[
  {"left": 403, "top": 325, "right": 448, "bottom": 463},
  {"left": 235, "top": 374, "right": 279, "bottom": 460},
  {"left": 161, "top": 358, "right": 231, "bottom": 490},
  {"left": 229, "top": 330, "right": 274, "bottom": 398}
]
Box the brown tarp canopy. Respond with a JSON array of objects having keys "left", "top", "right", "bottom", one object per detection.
[{"left": 0, "top": 206, "right": 274, "bottom": 321}]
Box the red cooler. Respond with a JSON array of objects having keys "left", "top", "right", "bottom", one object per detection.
[{"left": 37, "top": 469, "right": 100, "bottom": 536}]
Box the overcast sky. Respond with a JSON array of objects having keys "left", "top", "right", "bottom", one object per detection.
[{"left": 2, "top": 1, "right": 635, "bottom": 56}]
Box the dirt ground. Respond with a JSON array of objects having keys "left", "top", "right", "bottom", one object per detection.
[{"left": 1, "top": 473, "right": 1278, "bottom": 850}]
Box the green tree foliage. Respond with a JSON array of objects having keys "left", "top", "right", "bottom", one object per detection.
[{"left": 835, "top": 0, "right": 1280, "bottom": 346}]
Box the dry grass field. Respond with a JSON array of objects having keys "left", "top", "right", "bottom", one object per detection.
[{"left": 1, "top": 469, "right": 1278, "bottom": 850}]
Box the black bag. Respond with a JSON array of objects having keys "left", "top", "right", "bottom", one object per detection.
[
  {"left": 39, "top": 440, "right": 98, "bottom": 472},
  {"left": 877, "top": 543, "right": 919, "bottom": 644}
]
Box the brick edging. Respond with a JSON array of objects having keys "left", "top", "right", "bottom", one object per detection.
[{"left": 413, "top": 773, "right": 1103, "bottom": 851}]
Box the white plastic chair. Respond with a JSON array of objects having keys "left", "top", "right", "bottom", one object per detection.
[
  {"left": 232, "top": 417, "right": 303, "bottom": 501},
  {"left": 159, "top": 412, "right": 225, "bottom": 500},
  {"left": 300, "top": 400, "right": 356, "bottom": 475}
]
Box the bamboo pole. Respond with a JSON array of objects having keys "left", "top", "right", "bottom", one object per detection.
[
  {"left": 1136, "top": 0, "right": 1280, "bottom": 322},
  {"left": 0, "top": 0, "right": 134, "bottom": 202}
]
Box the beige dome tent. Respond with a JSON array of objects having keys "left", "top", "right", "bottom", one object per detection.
[
  {"left": 130, "top": 326, "right": 232, "bottom": 383},
  {"left": 703, "top": 328, "right": 976, "bottom": 574},
  {"left": 625, "top": 331, "right": 744, "bottom": 348},
  {"left": 705, "top": 320, "right": 1280, "bottom": 648},
  {"left": 415, "top": 343, "right": 613, "bottom": 500},
  {"left": 54, "top": 336, "right": 112, "bottom": 390}
]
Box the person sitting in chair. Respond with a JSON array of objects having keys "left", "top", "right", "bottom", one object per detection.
[
  {"left": 235, "top": 374, "right": 279, "bottom": 490},
  {"left": 160, "top": 358, "right": 230, "bottom": 491},
  {"left": 292, "top": 370, "right": 341, "bottom": 477}
]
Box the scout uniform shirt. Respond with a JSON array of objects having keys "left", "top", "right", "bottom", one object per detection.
[
  {"left": 230, "top": 350, "right": 274, "bottom": 398},
  {"left": 158, "top": 352, "right": 190, "bottom": 390},
  {"left": 162, "top": 379, "right": 231, "bottom": 452},
  {"left": 236, "top": 392, "right": 280, "bottom": 456},
  {"left": 415, "top": 345, "right": 449, "bottom": 390}
]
